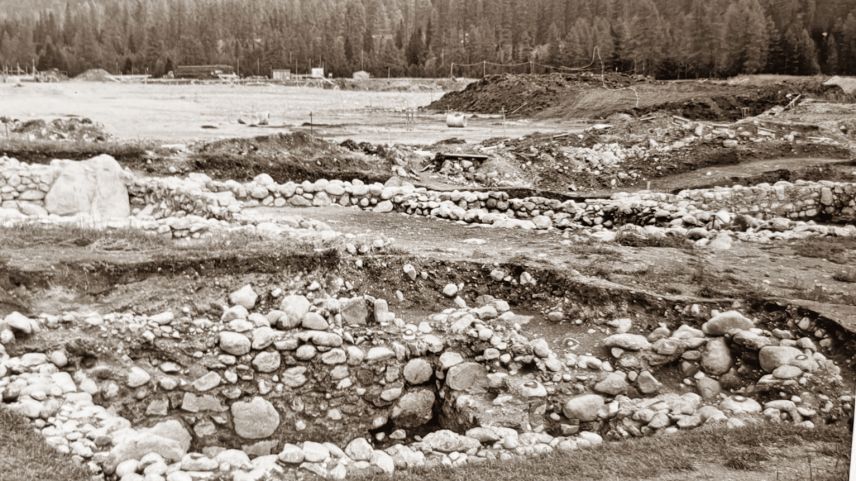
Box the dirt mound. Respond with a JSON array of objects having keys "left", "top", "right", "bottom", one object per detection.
[
  {"left": 419, "top": 111, "right": 852, "bottom": 194},
  {"left": 429, "top": 74, "right": 856, "bottom": 122},
  {"left": 191, "top": 131, "right": 392, "bottom": 183},
  {"left": 825, "top": 76, "right": 856, "bottom": 95},
  {"left": 74, "top": 68, "right": 117, "bottom": 82},
  {"left": 427, "top": 73, "right": 644, "bottom": 117},
  {"left": 5, "top": 117, "right": 110, "bottom": 142},
  {"left": 632, "top": 79, "right": 855, "bottom": 121},
  {"left": 334, "top": 77, "right": 473, "bottom": 92}
]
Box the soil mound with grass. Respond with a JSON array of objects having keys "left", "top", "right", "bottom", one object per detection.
[
  {"left": 74, "top": 68, "right": 117, "bottom": 82},
  {"left": 427, "top": 72, "right": 644, "bottom": 117},
  {"left": 191, "top": 131, "right": 392, "bottom": 183}
]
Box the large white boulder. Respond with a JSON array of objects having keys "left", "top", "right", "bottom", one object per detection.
[{"left": 44, "top": 155, "right": 129, "bottom": 221}]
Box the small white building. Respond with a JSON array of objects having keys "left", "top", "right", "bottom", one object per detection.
[
  {"left": 272, "top": 69, "right": 291, "bottom": 81},
  {"left": 310, "top": 67, "right": 325, "bottom": 79}
]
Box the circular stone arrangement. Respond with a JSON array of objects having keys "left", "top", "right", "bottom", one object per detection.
[{"left": 1, "top": 275, "right": 852, "bottom": 481}]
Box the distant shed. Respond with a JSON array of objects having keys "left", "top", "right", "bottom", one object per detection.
[{"left": 175, "top": 65, "right": 236, "bottom": 80}]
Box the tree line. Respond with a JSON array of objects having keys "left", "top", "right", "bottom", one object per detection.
[{"left": 0, "top": 0, "right": 854, "bottom": 79}]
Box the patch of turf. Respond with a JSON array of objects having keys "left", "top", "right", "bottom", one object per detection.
[
  {"left": 356, "top": 424, "right": 850, "bottom": 481},
  {"left": 0, "top": 407, "right": 91, "bottom": 481}
]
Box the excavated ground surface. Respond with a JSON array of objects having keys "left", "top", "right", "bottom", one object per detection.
[
  {"left": 1, "top": 77, "right": 854, "bottom": 481},
  {"left": 428, "top": 73, "right": 856, "bottom": 121}
]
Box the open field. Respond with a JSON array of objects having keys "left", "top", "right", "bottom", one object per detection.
[
  {"left": 0, "top": 74, "right": 854, "bottom": 481},
  {"left": 0, "top": 81, "right": 573, "bottom": 144}
]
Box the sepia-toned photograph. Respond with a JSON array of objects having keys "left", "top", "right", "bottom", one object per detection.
[{"left": 0, "top": 1, "right": 854, "bottom": 480}]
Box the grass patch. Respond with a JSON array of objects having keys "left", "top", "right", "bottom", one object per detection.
[
  {"left": 787, "top": 277, "right": 856, "bottom": 305},
  {"left": 0, "top": 137, "right": 151, "bottom": 164},
  {"left": 357, "top": 423, "right": 849, "bottom": 481},
  {"left": 2, "top": 223, "right": 169, "bottom": 250},
  {"left": 723, "top": 450, "right": 770, "bottom": 470},
  {"left": 0, "top": 407, "right": 91, "bottom": 481},
  {"left": 614, "top": 231, "right": 689, "bottom": 249},
  {"left": 790, "top": 238, "right": 856, "bottom": 265},
  {"left": 832, "top": 268, "right": 856, "bottom": 284},
  {"left": 0, "top": 224, "right": 330, "bottom": 256}
]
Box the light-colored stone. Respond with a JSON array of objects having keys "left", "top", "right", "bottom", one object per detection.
[
  {"left": 701, "top": 337, "right": 732, "bottom": 375},
  {"left": 563, "top": 394, "right": 604, "bottom": 422},
  {"left": 231, "top": 397, "right": 280, "bottom": 439},
  {"left": 219, "top": 332, "right": 251, "bottom": 356},
  {"left": 403, "top": 358, "right": 433, "bottom": 385},
  {"left": 344, "top": 438, "right": 373, "bottom": 461},
  {"left": 421, "top": 430, "right": 480, "bottom": 453},
  {"left": 594, "top": 372, "right": 628, "bottom": 396},
  {"left": 229, "top": 285, "right": 258, "bottom": 309},
  {"left": 702, "top": 311, "right": 754, "bottom": 336},
  {"left": 392, "top": 389, "right": 435, "bottom": 428},
  {"left": 603, "top": 334, "right": 651, "bottom": 351},
  {"left": 45, "top": 155, "right": 130, "bottom": 220},
  {"left": 127, "top": 367, "right": 151, "bottom": 388}
]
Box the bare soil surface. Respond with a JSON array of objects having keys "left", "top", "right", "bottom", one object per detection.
[
  {"left": 1, "top": 76, "right": 855, "bottom": 481},
  {"left": 429, "top": 73, "right": 856, "bottom": 121},
  {"left": 645, "top": 157, "right": 856, "bottom": 193}
]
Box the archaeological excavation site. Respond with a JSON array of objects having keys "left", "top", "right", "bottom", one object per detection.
[{"left": 1, "top": 69, "right": 856, "bottom": 481}]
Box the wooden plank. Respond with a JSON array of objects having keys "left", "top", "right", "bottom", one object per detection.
[{"left": 437, "top": 153, "right": 489, "bottom": 161}]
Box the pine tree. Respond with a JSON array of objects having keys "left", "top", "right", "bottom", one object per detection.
[
  {"left": 765, "top": 16, "right": 785, "bottom": 72},
  {"left": 0, "top": 0, "right": 849, "bottom": 78},
  {"left": 823, "top": 34, "right": 839, "bottom": 74},
  {"left": 841, "top": 13, "right": 856, "bottom": 73},
  {"left": 545, "top": 22, "right": 562, "bottom": 65},
  {"left": 405, "top": 27, "right": 424, "bottom": 66},
  {"left": 742, "top": 0, "right": 770, "bottom": 74},
  {"left": 794, "top": 27, "right": 820, "bottom": 74}
]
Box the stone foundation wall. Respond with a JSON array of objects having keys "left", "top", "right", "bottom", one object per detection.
[
  {"left": 676, "top": 181, "right": 856, "bottom": 220},
  {"left": 0, "top": 158, "right": 57, "bottom": 217},
  {"left": 127, "top": 176, "right": 240, "bottom": 221},
  {"left": 2, "top": 156, "right": 855, "bottom": 238}
]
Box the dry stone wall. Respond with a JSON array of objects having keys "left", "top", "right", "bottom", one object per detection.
[
  {"left": 3, "top": 156, "right": 855, "bottom": 244},
  {"left": 676, "top": 181, "right": 856, "bottom": 221},
  {"left": 1, "top": 279, "right": 852, "bottom": 481}
]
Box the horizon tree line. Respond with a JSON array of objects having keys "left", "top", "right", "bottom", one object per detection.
[{"left": 0, "top": 0, "right": 854, "bottom": 79}]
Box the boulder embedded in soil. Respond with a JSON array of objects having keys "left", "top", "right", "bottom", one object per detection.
[
  {"left": 562, "top": 394, "right": 604, "bottom": 422},
  {"left": 702, "top": 311, "right": 754, "bottom": 336},
  {"left": 701, "top": 337, "right": 733, "bottom": 375},
  {"left": 231, "top": 397, "right": 280, "bottom": 439},
  {"left": 603, "top": 334, "right": 651, "bottom": 351},
  {"left": 594, "top": 372, "right": 628, "bottom": 396},
  {"left": 229, "top": 285, "right": 258, "bottom": 309},
  {"left": 421, "top": 430, "right": 480, "bottom": 453},
  {"left": 392, "top": 389, "right": 435, "bottom": 428},
  {"left": 445, "top": 362, "right": 488, "bottom": 393}
]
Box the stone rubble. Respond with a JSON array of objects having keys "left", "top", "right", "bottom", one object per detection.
[
  {"left": 3, "top": 156, "right": 855, "bottom": 248},
  {"left": 1, "top": 278, "right": 851, "bottom": 481}
]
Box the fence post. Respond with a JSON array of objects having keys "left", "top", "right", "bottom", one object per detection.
[{"left": 483, "top": 60, "right": 486, "bottom": 78}]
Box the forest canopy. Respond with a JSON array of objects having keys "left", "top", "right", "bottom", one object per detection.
[{"left": 0, "top": 0, "right": 853, "bottom": 79}]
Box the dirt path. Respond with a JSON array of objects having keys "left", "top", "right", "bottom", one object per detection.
[
  {"left": 648, "top": 157, "right": 856, "bottom": 192},
  {"left": 243, "top": 206, "right": 856, "bottom": 303}
]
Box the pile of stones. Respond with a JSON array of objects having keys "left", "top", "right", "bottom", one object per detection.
[{"left": 1, "top": 272, "right": 852, "bottom": 481}]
